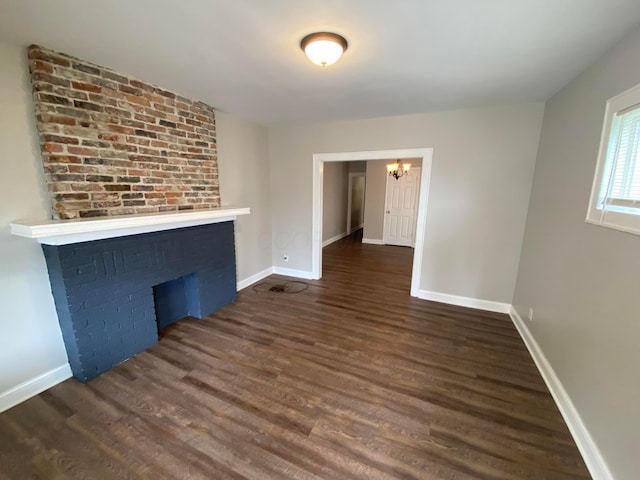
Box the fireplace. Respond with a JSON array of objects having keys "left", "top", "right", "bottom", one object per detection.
[{"left": 11, "top": 207, "right": 249, "bottom": 381}]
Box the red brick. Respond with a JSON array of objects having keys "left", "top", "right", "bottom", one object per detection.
[
  {"left": 154, "top": 103, "right": 175, "bottom": 114},
  {"left": 129, "top": 79, "right": 154, "bottom": 92},
  {"left": 143, "top": 92, "right": 165, "bottom": 103},
  {"left": 107, "top": 125, "right": 134, "bottom": 135},
  {"left": 176, "top": 123, "right": 195, "bottom": 133},
  {"left": 144, "top": 192, "right": 164, "bottom": 199},
  {"left": 112, "top": 143, "right": 138, "bottom": 152},
  {"left": 91, "top": 192, "right": 120, "bottom": 201},
  {"left": 54, "top": 193, "right": 90, "bottom": 201},
  {"left": 47, "top": 155, "right": 82, "bottom": 164},
  {"left": 134, "top": 113, "right": 156, "bottom": 124},
  {"left": 43, "top": 143, "right": 64, "bottom": 153},
  {"left": 67, "top": 146, "right": 99, "bottom": 156},
  {"left": 42, "top": 134, "right": 79, "bottom": 145},
  {"left": 125, "top": 137, "right": 150, "bottom": 146},
  {"left": 155, "top": 88, "right": 176, "bottom": 100},
  {"left": 57, "top": 200, "right": 92, "bottom": 210},
  {"left": 68, "top": 164, "right": 102, "bottom": 174},
  {"left": 32, "top": 60, "right": 54, "bottom": 74},
  {"left": 28, "top": 47, "right": 71, "bottom": 67},
  {"left": 100, "top": 70, "right": 127, "bottom": 83},
  {"left": 103, "top": 184, "right": 131, "bottom": 192},
  {"left": 97, "top": 133, "right": 119, "bottom": 142},
  {"left": 146, "top": 124, "right": 166, "bottom": 133},
  {"left": 39, "top": 115, "right": 77, "bottom": 126},
  {"left": 71, "top": 81, "right": 102, "bottom": 93},
  {"left": 118, "top": 84, "right": 140, "bottom": 95},
  {"left": 124, "top": 102, "right": 146, "bottom": 113},
  {"left": 93, "top": 200, "right": 122, "bottom": 208},
  {"left": 71, "top": 183, "right": 103, "bottom": 192},
  {"left": 33, "top": 72, "right": 71, "bottom": 87},
  {"left": 126, "top": 94, "right": 151, "bottom": 107},
  {"left": 120, "top": 119, "right": 145, "bottom": 129}
]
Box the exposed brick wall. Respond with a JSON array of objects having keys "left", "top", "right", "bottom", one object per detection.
[{"left": 28, "top": 45, "right": 220, "bottom": 219}]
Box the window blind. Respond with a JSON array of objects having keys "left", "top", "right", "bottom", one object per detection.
[{"left": 600, "top": 103, "right": 640, "bottom": 213}]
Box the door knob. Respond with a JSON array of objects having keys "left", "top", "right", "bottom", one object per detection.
[{"left": 386, "top": 210, "right": 390, "bottom": 214}]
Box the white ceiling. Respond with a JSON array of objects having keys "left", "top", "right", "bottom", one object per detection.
[{"left": 1, "top": 0, "right": 640, "bottom": 126}]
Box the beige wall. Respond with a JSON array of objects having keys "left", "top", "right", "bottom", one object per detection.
[
  {"left": 322, "top": 162, "right": 349, "bottom": 242},
  {"left": 363, "top": 160, "right": 387, "bottom": 240},
  {"left": 350, "top": 175, "right": 365, "bottom": 231},
  {"left": 513, "top": 25, "right": 640, "bottom": 480},
  {"left": 348, "top": 161, "right": 367, "bottom": 173},
  {"left": 269, "top": 103, "right": 544, "bottom": 303},
  {"left": 364, "top": 158, "right": 422, "bottom": 241},
  {"left": 216, "top": 112, "right": 273, "bottom": 282},
  {"left": 0, "top": 42, "right": 69, "bottom": 396}
]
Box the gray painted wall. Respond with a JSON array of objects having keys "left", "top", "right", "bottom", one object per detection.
[
  {"left": 217, "top": 112, "right": 273, "bottom": 281},
  {"left": 0, "top": 41, "right": 69, "bottom": 396},
  {"left": 322, "top": 162, "right": 349, "bottom": 242},
  {"left": 348, "top": 161, "right": 367, "bottom": 173},
  {"left": 512, "top": 25, "right": 640, "bottom": 480},
  {"left": 363, "top": 160, "right": 387, "bottom": 241},
  {"left": 269, "top": 103, "right": 544, "bottom": 303},
  {"left": 350, "top": 175, "right": 365, "bottom": 231}
]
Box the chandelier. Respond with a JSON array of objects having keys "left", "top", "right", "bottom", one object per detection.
[{"left": 386, "top": 159, "right": 411, "bottom": 180}]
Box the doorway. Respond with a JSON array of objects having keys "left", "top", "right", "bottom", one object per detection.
[
  {"left": 347, "top": 173, "right": 366, "bottom": 235},
  {"left": 312, "top": 148, "right": 433, "bottom": 297}
]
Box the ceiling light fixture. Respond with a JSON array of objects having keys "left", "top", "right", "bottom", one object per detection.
[
  {"left": 300, "top": 32, "right": 348, "bottom": 67},
  {"left": 387, "top": 159, "right": 411, "bottom": 180}
]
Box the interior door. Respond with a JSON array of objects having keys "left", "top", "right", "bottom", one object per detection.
[{"left": 383, "top": 167, "right": 420, "bottom": 247}]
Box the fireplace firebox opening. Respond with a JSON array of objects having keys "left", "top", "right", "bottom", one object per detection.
[{"left": 153, "top": 273, "right": 200, "bottom": 330}]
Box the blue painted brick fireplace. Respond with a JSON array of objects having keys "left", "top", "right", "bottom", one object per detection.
[{"left": 42, "top": 221, "right": 237, "bottom": 381}]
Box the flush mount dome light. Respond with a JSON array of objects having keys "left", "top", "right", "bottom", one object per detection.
[{"left": 300, "top": 32, "right": 348, "bottom": 67}]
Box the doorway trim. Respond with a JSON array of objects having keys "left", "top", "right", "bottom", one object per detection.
[
  {"left": 312, "top": 148, "right": 433, "bottom": 297},
  {"left": 346, "top": 172, "right": 366, "bottom": 235}
]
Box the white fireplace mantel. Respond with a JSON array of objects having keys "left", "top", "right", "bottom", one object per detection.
[{"left": 10, "top": 206, "right": 250, "bottom": 245}]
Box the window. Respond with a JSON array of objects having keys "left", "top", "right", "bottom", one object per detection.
[{"left": 587, "top": 82, "right": 640, "bottom": 235}]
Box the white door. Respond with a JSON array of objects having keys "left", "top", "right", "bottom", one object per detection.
[{"left": 383, "top": 167, "right": 420, "bottom": 247}]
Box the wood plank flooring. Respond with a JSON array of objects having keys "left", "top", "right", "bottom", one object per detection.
[{"left": 0, "top": 230, "right": 591, "bottom": 479}]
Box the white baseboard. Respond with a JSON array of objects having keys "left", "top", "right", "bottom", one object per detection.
[
  {"left": 350, "top": 224, "right": 364, "bottom": 234},
  {"left": 272, "top": 266, "right": 315, "bottom": 280},
  {"left": 509, "top": 307, "right": 613, "bottom": 480},
  {"left": 322, "top": 232, "right": 349, "bottom": 248},
  {"left": 0, "top": 364, "right": 72, "bottom": 414},
  {"left": 417, "top": 289, "right": 511, "bottom": 313},
  {"left": 237, "top": 267, "right": 273, "bottom": 291},
  {"left": 362, "top": 238, "right": 384, "bottom": 245}
]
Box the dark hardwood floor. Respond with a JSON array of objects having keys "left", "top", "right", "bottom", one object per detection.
[{"left": 0, "top": 230, "right": 591, "bottom": 479}]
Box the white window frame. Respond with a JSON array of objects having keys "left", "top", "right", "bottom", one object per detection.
[{"left": 586, "top": 82, "right": 640, "bottom": 235}]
